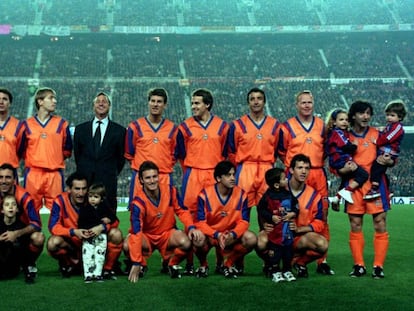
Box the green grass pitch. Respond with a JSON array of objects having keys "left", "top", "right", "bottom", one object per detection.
[{"left": 1, "top": 205, "right": 413, "bottom": 311}]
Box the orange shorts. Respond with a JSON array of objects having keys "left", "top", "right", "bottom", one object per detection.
[
  {"left": 345, "top": 179, "right": 390, "bottom": 215},
  {"left": 236, "top": 162, "right": 273, "bottom": 208},
  {"left": 24, "top": 167, "right": 64, "bottom": 211},
  {"left": 181, "top": 167, "right": 216, "bottom": 213},
  {"left": 142, "top": 229, "right": 177, "bottom": 260},
  {"left": 307, "top": 168, "right": 328, "bottom": 198}
]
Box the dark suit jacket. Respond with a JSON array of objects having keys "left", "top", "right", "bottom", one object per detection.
[{"left": 74, "top": 119, "right": 126, "bottom": 209}]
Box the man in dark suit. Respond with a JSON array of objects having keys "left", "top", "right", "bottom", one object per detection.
[{"left": 73, "top": 92, "right": 126, "bottom": 212}]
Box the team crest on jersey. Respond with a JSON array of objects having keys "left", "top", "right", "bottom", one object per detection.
[
  {"left": 40, "top": 132, "right": 47, "bottom": 139},
  {"left": 220, "top": 211, "right": 228, "bottom": 217},
  {"left": 362, "top": 141, "right": 369, "bottom": 148},
  {"left": 0, "top": 135, "right": 5, "bottom": 141},
  {"left": 153, "top": 137, "right": 159, "bottom": 144},
  {"left": 256, "top": 133, "right": 263, "bottom": 140},
  {"left": 305, "top": 137, "right": 312, "bottom": 144},
  {"left": 202, "top": 134, "right": 208, "bottom": 140},
  {"left": 156, "top": 212, "right": 162, "bottom": 219}
]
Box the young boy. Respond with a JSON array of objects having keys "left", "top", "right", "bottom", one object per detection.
[
  {"left": 78, "top": 183, "right": 117, "bottom": 283},
  {"left": 257, "top": 167, "right": 298, "bottom": 282},
  {"left": 0, "top": 195, "right": 34, "bottom": 283},
  {"left": 364, "top": 100, "right": 406, "bottom": 200}
]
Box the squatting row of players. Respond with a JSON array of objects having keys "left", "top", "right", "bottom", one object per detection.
[{"left": 0, "top": 86, "right": 405, "bottom": 283}]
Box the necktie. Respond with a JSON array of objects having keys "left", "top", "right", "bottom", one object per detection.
[{"left": 94, "top": 121, "right": 102, "bottom": 156}]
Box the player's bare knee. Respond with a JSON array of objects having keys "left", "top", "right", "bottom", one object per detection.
[
  {"left": 242, "top": 231, "right": 257, "bottom": 249},
  {"left": 373, "top": 212, "right": 387, "bottom": 232},
  {"left": 47, "top": 235, "right": 62, "bottom": 251},
  {"left": 256, "top": 231, "right": 268, "bottom": 251},
  {"left": 31, "top": 232, "right": 45, "bottom": 246},
  {"left": 178, "top": 235, "right": 192, "bottom": 250},
  {"left": 108, "top": 228, "right": 123, "bottom": 244},
  {"left": 315, "top": 237, "right": 329, "bottom": 253}
]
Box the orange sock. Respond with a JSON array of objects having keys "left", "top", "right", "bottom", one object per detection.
[
  {"left": 226, "top": 243, "right": 248, "bottom": 267},
  {"left": 317, "top": 224, "right": 330, "bottom": 265},
  {"left": 349, "top": 231, "right": 365, "bottom": 266},
  {"left": 169, "top": 248, "right": 188, "bottom": 266},
  {"left": 373, "top": 232, "right": 389, "bottom": 268},
  {"left": 29, "top": 243, "right": 43, "bottom": 262},
  {"left": 104, "top": 242, "right": 122, "bottom": 271},
  {"left": 50, "top": 248, "right": 66, "bottom": 259},
  {"left": 185, "top": 249, "right": 194, "bottom": 265},
  {"left": 296, "top": 250, "right": 322, "bottom": 266},
  {"left": 194, "top": 244, "right": 210, "bottom": 267}
]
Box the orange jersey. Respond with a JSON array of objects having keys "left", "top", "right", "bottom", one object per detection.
[
  {"left": 227, "top": 115, "right": 280, "bottom": 207},
  {"left": 279, "top": 116, "right": 326, "bottom": 168},
  {"left": 293, "top": 184, "right": 325, "bottom": 234},
  {"left": 0, "top": 116, "right": 24, "bottom": 168},
  {"left": 177, "top": 115, "right": 228, "bottom": 169},
  {"left": 48, "top": 192, "right": 80, "bottom": 238},
  {"left": 128, "top": 184, "right": 195, "bottom": 264},
  {"left": 196, "top": 184, "right": 249, "bottom": 239},
  {"left": 227, "top": 115, "right": 280, "bottom": 164},
  {"left": 125, "top": 117, "right": 178, "bottom": 173},
  {"left": 349, "top": 127, "right": 379, "bottom": 173},
  {"left": 23, "top": 115, "right": 72, "bottom": 169}
]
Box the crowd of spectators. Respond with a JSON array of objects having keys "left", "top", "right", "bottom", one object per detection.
[
  {"left": 182, "top": 0, "right": 249, "bottom": 27},
  {"left": 113, "top": 0, "right": 178, "bottom": 26},
  {"left": 40, "top": 43, "right": 107, "bottom": 77},
  {"left": 0, "top": 0, "right": 36, "bottom": 24},
  {"left": 253, "top": 1, "right": 320, "bottom": 26},
  {"left": 324, "top": 42, "right": 406, "bottom": 78},
  {"left": 1, "top": 0, "right": 413, "bottom": 27},
  {"left": 109, "top": 42, "right": 181, "bottom": 78},
  {"left": 0, "top": 45, "right": 37, "bottom": 77},
  {"left": 42, "top": 0, "right": 106, "bottom": 26},
  {"left": 324, "top": 0, "right": 395, "bottom": 25}
]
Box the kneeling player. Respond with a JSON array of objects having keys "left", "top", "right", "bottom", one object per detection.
[
  {"left": 194, "top": 160, "right": 257, "bottom": 278},
  {"left": 124, "top": 161, "right": 203, "bottom": 283}
]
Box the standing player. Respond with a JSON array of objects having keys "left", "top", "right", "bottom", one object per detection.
[
  {"left": 125, "top": 88, "right": 178, "bottom": 206},
  {"left": 227, "top": 87, "right": 280, "bottom": 209},
  {"left": 0, "top": 88, "right": 25, "bottom": 175},
  {"left": 346, "top": 101, "right": 393, "bottom": 279},
  {"left": 278, "top": 90, "right": 333, "bottom": 275},
  {"left": 22, "top": 87, "right": 72, "bottom": 211},
  {"left": 288, "top": 154, "right": 328, "bottom": 278},
  {"left": 124, "top": 161, "right": 203, "bottom": 283},
  {"left": 0, "top": 163, "right": 44, "bottom": 282},
  {"left": 177, "top": 88, "right": 229, "bottom": 274},
  {"left": 47, "top": 172, "right": 123, "bottom": 278},
  {"left": 194, "top": 160, "right": 257, "bottom": 278}
]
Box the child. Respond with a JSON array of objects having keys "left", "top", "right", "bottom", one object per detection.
[
  {"left": 364, "top": 100, "right": 406, "bottom": 200},
  {"left": 257, "top": 167, "right": 298, "bottom": 283},
  {"left": 0, "top": 195, "right": 34, "bottom": 283},
  {"left": 78, "top": 183, "right": 117, "bottom": 283},
  {"left": 326, "top": 109, "right": 369, "bottom": 205}
]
